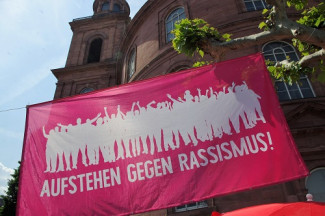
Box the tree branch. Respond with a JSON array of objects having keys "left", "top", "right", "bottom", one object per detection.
[
  {"left": 268, "top": 49, "right": 324, "bottom": 75},
  {"left": 198, "top": 0, "right": 325, "bottom": 64},
  {"left": 265, "top": 0, "right": 288, "bottom": 22},
  {"left": 288, "top": 20, "right": 325, "bottom": 49},
  {"left": 172, "top": 0, "right": 325, "bottom": 82},
  {"left": 299, "top": 49, "right": 325, "bottom": 67},
  {"left": 199, "top": 28, "right": 289, "bottom": 61}
]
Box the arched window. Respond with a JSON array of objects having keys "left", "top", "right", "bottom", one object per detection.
[
  {"left": 306, "top": 168, "right": 325, "bottom": 202},
  {"left": 170, "top": 66, "right": 190, "bottom": 73},
  {"left": 102, "top": 2, "right": 110, "bottom": 11},
  {"left": 165, "top": 7, "right": 186, "bottom": 43},
  {"left": 263, "top": 41, "right": 299, "bottom": 62},
  {"left": 262, "top": 41, "right": 315, "bottom": 101},
  {"left": 80, "top": 87, "right": 94, "bottom": 94},
  {"left": 113, "top": 4, "right": 121, "bottom": 12},
  {"left": 244, "top": 0, "right": 269, "bottom": 11},
  {"left": 127, "top": 49, "right": 136, "bottom": 79},
  {"left": 87, "top": 38, "right": 103, "bottom": 63}
]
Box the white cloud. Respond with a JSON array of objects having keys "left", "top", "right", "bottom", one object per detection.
[
  {"left": 0, "top": 162, "right": 14, "bottom": 195},
  {"left": 0, "top": 163, "right": 13, "bottom": 176},
  {"left": 0, "top": 186, "right": 8, "bottom": 195}
]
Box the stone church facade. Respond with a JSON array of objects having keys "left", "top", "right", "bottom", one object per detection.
[{"left": 51, "top": 0, "right": 325, "bottom": 215}]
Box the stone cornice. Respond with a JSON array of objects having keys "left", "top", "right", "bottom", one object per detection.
[
  {"left": 52, "top": 60, "right": 117, "bottom": 79},
  {"left": 70, "top": 13, "right": 130, "bottom": 31}
]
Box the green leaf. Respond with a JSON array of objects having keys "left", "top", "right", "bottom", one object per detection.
[
  {"left": 315, "top": 17, "right": 321, "bottom": 27},
  {"left": 262, "top": 9, "right": 269, "bottom": 14},
  {"left": 301, "top": 51, "right": 310, "bottom": 56},
  {"left": 172, "top": 18, "right": 222, "bottom": 58},
  {"left": 193, "top": 61, "right": 213, "bottom": 67},
  {"left": 267, "top": 66, "right": 276, "bottom": 74},
  {"left": 198, "top": 49, "right": 204, "bottom": 58},
  {"left": 258, "top": 22, "right": 267, "bottom": 30},
  {"left": 222, "top": 33, "right": 231, "bottom": 41}
]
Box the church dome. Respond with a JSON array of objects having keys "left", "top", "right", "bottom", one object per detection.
[{"left": 93, "top": 0, "right": 130, "bottom": 16}]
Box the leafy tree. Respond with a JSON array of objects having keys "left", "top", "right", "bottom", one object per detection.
[
  {"left": 0, "top": 163, "right": 20, "bottom": 216},
  {"left": 172, "top": 0, "right": 325, "bottom": 84}
]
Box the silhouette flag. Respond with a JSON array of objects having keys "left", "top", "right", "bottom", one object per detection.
[{"left": 17, "top": 53, "right": 308, "bottom": 216}]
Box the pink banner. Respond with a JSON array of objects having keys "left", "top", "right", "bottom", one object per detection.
[{"left": 17, "top": 53, "right": 308, "bottom": 215}]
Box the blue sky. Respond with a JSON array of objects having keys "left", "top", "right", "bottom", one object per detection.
[{"left": 0, "top": 0, "right": 146, "bottom": 195}]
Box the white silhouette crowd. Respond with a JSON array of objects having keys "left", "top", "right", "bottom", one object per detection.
[{"left": 43, "top": 82, "right": 266, "bottom": 173}]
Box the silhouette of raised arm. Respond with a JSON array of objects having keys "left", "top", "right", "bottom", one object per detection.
[
  {"left": 57, "top": 123, "right": 68, "bottom": 132},
  {"left": 131, "top": 102, "right": 137, "bottom": 112},
  {"left": 147, "top": 100, "right": 156, "bottom": 108},
  {"left": 42, "top": 126, "right": 49, "bottom": 138},
  {"left": 253, "top": 92, "right": 261, "bottom": 99},
  {"left": 177, "top": 97, "right": 185, "bottom": 102},
  {"left": 209, "top": 87, "right": 214, "bottom": 97},
  {"left": 89, "top": 113, "right": 101, "bottom": 124},
  {"left": 228, "top": 83, "right": 235, "bottom": 93},
  {"left": 136, "top": 101, "right": 146, "bottom": 114},
  {"left": 104, "top": 107, "right": 109, "bottom": 118},
  {"left": 117, "top": 105, "right": 126, "bottom": 118},
  {"left": 197, "top": 89, "right": 202, "bottom": 98},
  {"left": 166, "top": 102, "right": 172, "bottom": 110},
  {"left": 167, "top": 94, "right": 179, "bottom": 103}
]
